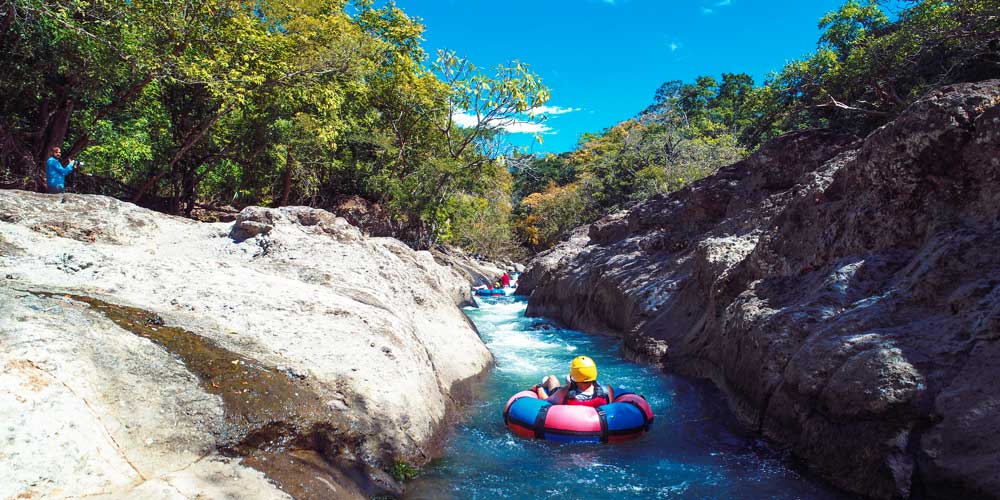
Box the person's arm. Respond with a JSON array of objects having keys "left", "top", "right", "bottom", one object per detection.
[
  {"left": 544, "top": 387, "right": 564, "bottom": 404},
  {"left": 55, "top": 159, "right": 74, "bottom": 176}
]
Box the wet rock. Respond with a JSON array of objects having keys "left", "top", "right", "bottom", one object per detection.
[
  {"left": 522, "top": 80, "right": 1000, "bottom": 499},
  {"left": 531, "top": 322, "right": 556, "bottom": 331},
  {"left": 0, "top": 289, "right": 285, "bottom": 499},
  {"left": 0, "top": 192, "right": 494, "bottom": 499}
]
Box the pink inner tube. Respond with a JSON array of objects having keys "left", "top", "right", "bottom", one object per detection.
[
  {"left": 504, "top": 388, "right": 654, "bottom": 442},
  {"left": 545, "top": 404, "right": 602, "bottom": 433}
]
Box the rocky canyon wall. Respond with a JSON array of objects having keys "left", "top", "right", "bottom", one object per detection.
[{"left": 519, "top": 81, "right": 1000, "bottom": 499}]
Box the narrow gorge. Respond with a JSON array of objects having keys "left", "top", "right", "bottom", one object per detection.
[{"left": 4, "top": 1, "right": 999, "bottom": 498}]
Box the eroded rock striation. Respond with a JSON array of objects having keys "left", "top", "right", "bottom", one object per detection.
[
  {"left": 0, "top": 194, "right": 493, "bottom": 499},
  {"left": 518, "top": 80, "right": 1000, "bottom": 498}
]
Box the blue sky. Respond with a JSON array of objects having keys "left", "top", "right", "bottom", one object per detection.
[{"left": 391, "top": 0, "right": 849, "bottom": 153}]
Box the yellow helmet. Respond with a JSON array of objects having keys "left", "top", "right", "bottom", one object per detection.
[{"left": 569, "top": 356, "right": 598, "bottom": 382}]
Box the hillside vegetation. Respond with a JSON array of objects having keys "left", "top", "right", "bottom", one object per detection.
[
  {"left": 0, "top": 0, "right": 546, "bottom": 251},
  {"left": 513, "top": 0, "right": 999, "bottom": 251},
  {"left": 1, "top": 0, "right": 996, "bottom": 256}
]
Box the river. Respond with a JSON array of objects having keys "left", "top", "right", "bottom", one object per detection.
[{"left": 405, "top": 296, "right": 848, "bottom": 499}]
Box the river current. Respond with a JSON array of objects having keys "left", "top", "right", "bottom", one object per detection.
[{"left": 405, "top": 296, "right": 848, "bottom": 499}]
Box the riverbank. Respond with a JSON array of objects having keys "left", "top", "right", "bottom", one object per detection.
[
  {"left": 0, "top": 191, "right": 493, "bottom": 499},
  {"left": 517, "top": 81, "right": 1000, "bottom": 499}
]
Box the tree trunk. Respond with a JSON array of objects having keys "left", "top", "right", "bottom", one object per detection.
[
  {"left": 279, "top": 150, "right": 294, "bottom": 207},
  {"left": 0, "top": 2, "right": 14, "bottom": 46},
  {"left": 132, "top": 171, "right": 167, "bottom": 205},
  {"left": 181, "top": 167, "right": 194, "bottom": 216},
  {"left": 170, "top": 173, "right": 181, "bottom": 213},
  {"left": 132, "top": 103, "right": 232, "bottom": 204},
  {"left": 0, "top": 124, "right": 36, "bottom": 189},
  {"left": 34, "top": 98, "right": 74, "bottom": 191},
  {"left": 42, "top": 99, "right": 74, "bottom": 154}
]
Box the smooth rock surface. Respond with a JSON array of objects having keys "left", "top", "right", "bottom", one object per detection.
[
  {"left": 0, "top": 196, "right": 493, "bottom": 499},
  {"left": 519, "top": 80, "right": 1000, "bottom": 499},
  {"left": 429, "top": 247, "right": 504, "bottom": 290}
]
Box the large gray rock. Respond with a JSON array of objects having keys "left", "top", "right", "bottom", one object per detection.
[
  {"left": 429, "top": 246, "right": 504, "bottom": 290},
  {"left": 0, "top": 195, "right": 493, "bottom": 499},
  {"left": 520, "top": 80, "right": 1000, "bottom": 499}
]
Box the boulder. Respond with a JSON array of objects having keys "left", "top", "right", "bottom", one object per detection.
[
  {"left": 329, "top": 195, "right": 395, "bottom": 237},
  {"left": 429, "top": 246, "right": 504, "bottom": 289},
  {"left": 0, "top": 194, "right": 493, "bottom": 499},
  {"left": 521, "top": 80, "right": 1000, "bottom": 499}
]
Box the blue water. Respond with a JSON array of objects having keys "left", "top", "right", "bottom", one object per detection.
[{"left": 405, "top": 296, "right": 848, "bottom": 500}]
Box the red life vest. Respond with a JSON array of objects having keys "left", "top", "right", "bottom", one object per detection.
[{"left": 557, "top": 382, "right": 613, "bottom": 408}]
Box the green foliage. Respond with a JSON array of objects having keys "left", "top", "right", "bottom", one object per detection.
[
  {"left": 2, "top": 0, "right": 995, "bottom": 258},
  {"left": 510, "top": 152, "right": 576, "bottom": 200},
  {"left": 391, "top": 461, "right": 420, "bottom": 483},
  {"left": 508, "top": 72, "right": 751, "bottom": 251},
  {"left": 0, "top": 0, "right": 549, "bottom": 256},
  {"left": 510, "top": 78, "right": 749, "bottom": 242},
  {"left": 509, "top": 0, "right": 998, "bottom": 252},
  {"left": 818, "top": 0, "right": 889, "bottom": 59},
  {"left": 515, "top": 182, "right": 596, "bottom": 251},
  {"left": 745, "top": 0, "right": 1000, "bottom": 142}
]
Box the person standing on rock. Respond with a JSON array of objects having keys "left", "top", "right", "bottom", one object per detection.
[
  {"left": 46, "top": 147, "right": 78, "bottom": 194},
  {"left": 533, "top": 356, "right": 613, "bottom": 407}
]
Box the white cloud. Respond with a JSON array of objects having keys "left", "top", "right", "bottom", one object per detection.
[
  {"left": 716, "top": 0, "right": 732, "bottom": 5},
  {"left": 701, "top": 6, "right": 714, "bottom": 14},
  {"left": 528, "top": 105, "right": 581, "bottom": 116},
  {"left": 669, "top": 42, "right": 680, "bottom": 52},
  {"left": 451, "top": 112, "right": 480, "bottom": 128},
  {"left": 451, "top": 112, "right": 554, "bottom": 134},
  {"left": 500, "top": 120, "right": 554, "bottom": 134}
]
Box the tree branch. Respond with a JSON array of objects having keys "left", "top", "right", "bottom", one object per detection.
[{"left": 815, "top": 94, "right": 892, "bottom": 116}]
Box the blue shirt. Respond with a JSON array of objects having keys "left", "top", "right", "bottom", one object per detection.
[{"left": 46, "top": 156, "right": 73, "bottom": 189}]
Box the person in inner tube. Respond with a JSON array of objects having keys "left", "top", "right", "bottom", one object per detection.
[{"left": 532, "top": 355, "right": 613, "bottom": 408}]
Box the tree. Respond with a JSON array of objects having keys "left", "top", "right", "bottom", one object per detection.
[
  {"left": 509, "top": 152, "right": 576, "bottom": 200},
  {"left": 0, "top": 0, "right": 175, "bottom": 189},
  {"left": 515, "top": 182, "right": 594, "bottom": 251},
  {"left": 818, "top": 0, "right": 889, "bottom": 60}
]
